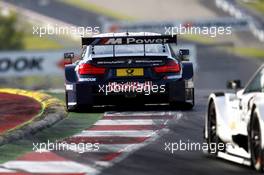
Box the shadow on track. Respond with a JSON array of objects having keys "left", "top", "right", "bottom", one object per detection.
[{"left": 71, "top": 103, "right": 195, "bottom": 113}]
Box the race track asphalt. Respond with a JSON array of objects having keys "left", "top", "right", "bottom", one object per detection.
[{"left": 100, "top": 45, "right": 262, "bottom": 175}]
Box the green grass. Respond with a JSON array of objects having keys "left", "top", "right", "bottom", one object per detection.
[
  {"left": 23, "top": 76, "right": 64, "bottom": 89},
  {"left": 182, "top": 34, "right": 264, "bottom": 59},
  {"left": 0, "top": 141, "right": 34, "bottom": 163},
  {"left": 181, "top": 34, "right": 216, "bottom": 44},
  {"left": 0, "top": 93, "right": 102, "bottom": 163},
  {"left": 58, "top": 0, "right": 134, "bottom": 20},
  {"left": 23, "top": 35, "right": 63, "bottom": 50},
  {"left": 241, "top": 0, "right": 264, "bottom": 15},
  {"left": 228, "top": 47, "right": 264, "bottom": 59}
]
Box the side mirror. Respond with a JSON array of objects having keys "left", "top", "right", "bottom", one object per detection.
[
  {"left": 227, "top": 80, "right": 242, "bottom": 90},
  {"left": 64, "top": 52, "right": 74, "bottom": 65},
  {"left": 179, "top": 49, "right": 189, "bottom": 56},
  {"left": 179, "top": 49, "right": 190, "bottom": 61}
]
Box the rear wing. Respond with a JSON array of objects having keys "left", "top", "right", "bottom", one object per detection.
[{"left": 82, "top": 35, "right": 177, "bottom": 45}]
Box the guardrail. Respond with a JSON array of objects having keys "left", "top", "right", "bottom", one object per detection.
[{"left": 215, "top": 0, "right": 264, "bottom": 42}]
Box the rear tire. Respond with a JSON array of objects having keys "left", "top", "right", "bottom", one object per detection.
[
  {"left": 183, "top": 87, "right": 195, "bottom": 110},
  {"left": 67, "top": 105, "right": 78, "bottom": 112},
  {"left": 169, "top": 102, "right": 193, "bottom": 110},
  {"left": 183, "top": 102, "right": 194, "bottom": 110},
  {"left": 65, "top": 91, "right": 80, "bottom": 112},
  {"left": 250, "top": 111, "right": 263, "bottom": 171},
  {"left": 207, "top": 101, "right": 219, "bottom": 156},
  {"left": 68, "top": 104, "right": 92, "bottom": 113}
]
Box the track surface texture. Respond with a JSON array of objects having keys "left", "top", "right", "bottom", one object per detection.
[{"left": 100, "top": 47, "right": 262, "bottom": 175}]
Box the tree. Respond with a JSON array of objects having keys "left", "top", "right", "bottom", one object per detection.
[{"left": 0, "top": 14, "right": 24, "bottom": 50}]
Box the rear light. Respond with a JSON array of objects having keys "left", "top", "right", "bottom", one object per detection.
[
  {"left": 78, "top": 63, "right": 106, "bottom": 75},
  {"left": 154, "top": 61, "right": 181, "bottom": 73}
]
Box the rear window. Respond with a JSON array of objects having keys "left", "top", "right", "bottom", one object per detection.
[{"left": 91, "top": 44, "right": 167, "bottom": 56}]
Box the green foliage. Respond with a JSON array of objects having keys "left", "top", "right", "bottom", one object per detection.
[
  {"left": 242, "top": 0, "right": 264, "bottom": 15},
  {"left": 0, "top": 14, "right": 24, "bottom": 50}
]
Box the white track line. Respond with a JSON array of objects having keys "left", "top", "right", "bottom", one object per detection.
[
  {"left": 2, "top": 161, "right": 97, "bottom": 174},
  {"left": 0, "top": 167, "right": 16, "bottom": 173},
  {"left": 73, "top": 130, "right": 155, "bottom": 137},
  {"left": 0, "top": 112, "right": 175, "bottom": 175},
  {"left": 95, "top": 128, "right": 170, "bottom": 167},
  {"left": 95, "top": 161, "right": 111, "bottom": 167},
  {"left": 95, "top": 119, "right": 166, "bottom": 125},
  {"left": 65, "top": 143, "right": 145, "bottom": 153}
]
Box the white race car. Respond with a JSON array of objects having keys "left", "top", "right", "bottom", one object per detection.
[{"left": 204, "top": 64, "right": 264, "bottom": 171}]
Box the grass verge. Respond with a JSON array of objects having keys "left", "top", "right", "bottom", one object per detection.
[
  {"left": 23, "top": 34, "right": 63, "bottom": 50},
  {"left": 181, "top": 34, "right": 264, "bottom": 59},
  {"left": 181, "top": 34, "right": 216, "bottom": 44},
  {"left": 227, "top": 47, "right": 264, "bottom": 59},
  {"left": 57, "top": 0, "right": 133, "bottom": 20},
  {"left": 240, "top": 0, "right": 264, "bottom": 16}
]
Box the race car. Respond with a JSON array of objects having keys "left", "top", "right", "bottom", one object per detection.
[
  {"left": 64, "top": 32, "right": 194, "bottom": 111},
  {"left": 204, "top": 64, "right": 264, "bottom": 171}
]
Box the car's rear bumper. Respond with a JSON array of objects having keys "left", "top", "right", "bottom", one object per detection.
[{"left": 66, "top": 79, "right": 194, "bottom": 107}]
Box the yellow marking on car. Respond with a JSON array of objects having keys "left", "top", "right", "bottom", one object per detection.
[
  {"left": 229, "top": 121, "right": 237, "bottom": 130},
  {"left": 116, "top": 68, "right": 144, "bottom": 77}
]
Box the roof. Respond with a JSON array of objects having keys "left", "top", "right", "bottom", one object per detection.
[{"left": 93, "top": 32, "right": 161, "bottom": 38}]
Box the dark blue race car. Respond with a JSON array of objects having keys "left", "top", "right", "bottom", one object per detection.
[{"left": 64, "top": 32, "right": 194, "bottom": 111}]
